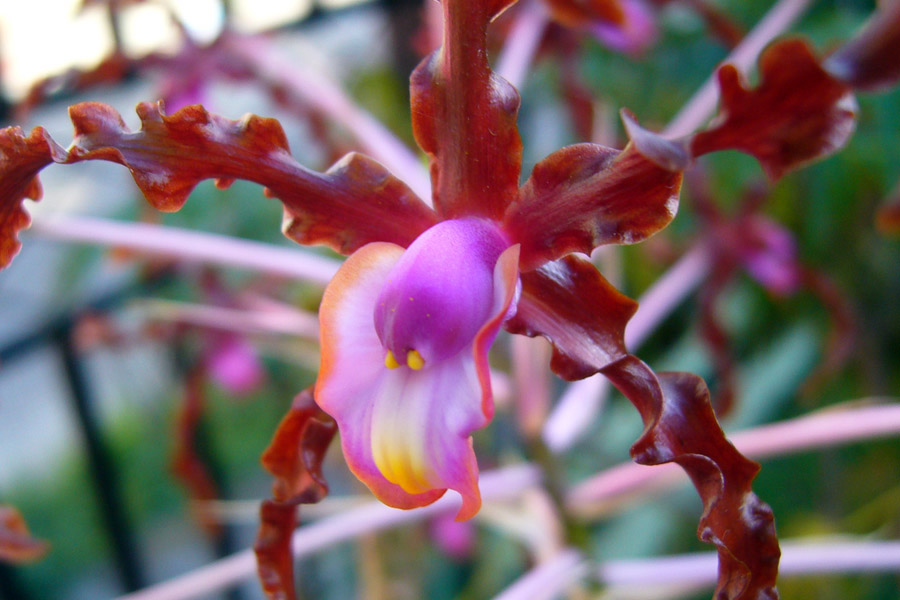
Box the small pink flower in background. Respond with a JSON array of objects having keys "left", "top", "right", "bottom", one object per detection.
[
  {"left": 207, "top": 334, "right": 265, "bottom": 396},
  {"left": 587, "top": 0, "right": 657, "bottom": 55},
  {"left": 543, "top": 0, "right": 658, "bottom": 54},
  {"left": 735, "top": 215, "right": 802, "bottom": 297},
  {"left": 429, "top": 513, "right": 476, "bottom": 560}
]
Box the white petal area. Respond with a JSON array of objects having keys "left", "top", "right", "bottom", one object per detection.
[
  {"left": 369, "top": 348, "right": 485, "bottom": 507},
  {"left": 316, "top": 242, "right": 399, "bottom": 411},
  {"left": 316, "top": 242, "right": 444, "bottom": 510}
]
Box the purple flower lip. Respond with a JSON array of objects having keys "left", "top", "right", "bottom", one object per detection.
[{"left": 373, "top": 218, "right": 512, "bottom": 368}]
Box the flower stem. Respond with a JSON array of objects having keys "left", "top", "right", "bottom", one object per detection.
[
  {"left": 29, "top": 216, "right": 341, "bottom": 285},
  {"left": 567, "top": 401, "right": 900, "bottom": 515},
  {"left": 223, "top": 34, "right": 432, "bottom": 201},
  {"left": 598, "top": 539, "right": 900, "bottom": 588},
  {"left": 492, "top": 548, "right": 587, "bottom": 600},
  {"left": 133, "top": 299, "right": 320, "bottom": 338},
  {"left": 495, "top": 0, "right": 549, "bottom": 90},
  {"left": 493, "top": 539, "right": 900, "bottom": 599},
  {"left": 114, "top": 464, "right": 540, "bottom": 600}
]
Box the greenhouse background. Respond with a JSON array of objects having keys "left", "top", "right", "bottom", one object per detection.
[{"left": 0, "top": 0, "right": 898, "bottom": 599}]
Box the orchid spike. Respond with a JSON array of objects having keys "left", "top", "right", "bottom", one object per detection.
[{"left": 310, "top": 0, "right": 683, "bottom": 522}]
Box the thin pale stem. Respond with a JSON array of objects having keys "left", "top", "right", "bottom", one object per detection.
[
  {"left": 495, "top": 0, "right": 550, "bottom": 90},
  {"left": 198, "top": 496, "right": 371, "bottom": 525},
  {"left": 510, "top": 335, "right": 553, "bottom": 438},
  {"left": 224, "top": 34, "right": 432, "bottom": 202},
  {"left": 493, "top": 548, "right": 588, "bottom": 600},
  {"left": 624, "top": 244, "right": 711, "bottom": 348},
  {"left": 567, "top": 401, "right": 900, "bottom": 514},
  {"left": 664, "top": 0, "right": 815, "bottom": 138},
  {"left": 132, "top": 299, "right": 320, "bottom": 338},
  {"left": 29, "top": 216, "right": 341, "bottom": 285},
  {"left": 599, "top": 539, "right": 900, "bottom": 588},
  {"left": 114, "top": 464, "right": 540, "bottom": 600},
  {"left": 542, "top": 244, "right": 711, "bottom": 451},
  {"left": 491, "top": 539, "right": 900, "bottom": 600}
]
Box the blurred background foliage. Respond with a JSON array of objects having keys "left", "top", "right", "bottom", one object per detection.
[{"left": 0, "top": 0, "right": 898, "bottom": 599}]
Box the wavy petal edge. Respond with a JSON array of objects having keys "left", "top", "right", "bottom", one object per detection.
[
  {"left": 254, "top": 389, "right": 338, "bottom": 600},
  {"left": 0, "top": 102, "right": 437, "bottom": 272}
]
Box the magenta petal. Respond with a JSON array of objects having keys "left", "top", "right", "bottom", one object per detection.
[
  {"left": 366, "top": 353, "right": 485, "bottom": 514},
  {"left": 590, "top": 0, "right": 658, "bottom": 55},
  {"left": 375, "top": 219, "right": 511, "bottom": 365},
  {"left": 737, "top": 216, "right": 801, "bottom": 296},
  {"left": 316, "top": 242, "right": 445, "bottom": 510},
  {"left": 207, "top": 336, "right": 265, "bottom": 396},
  {"left": 315, "top": 239, "right": 520, "bottom": 520}
]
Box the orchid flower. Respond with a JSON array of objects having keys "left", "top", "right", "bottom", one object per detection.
[{"left": 311, "top": 0, "right": 687, "bottom": 521}]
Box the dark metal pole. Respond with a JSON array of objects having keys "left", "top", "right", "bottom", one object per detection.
[
  {"left": 0, "top": 563, "right": 30, "bottom": 600},
  {"left": 56, "top": 328, "right": 144, "bottom": 592},
  {"left": 198, "top": 419, "right": 245, "bottom": 600}
]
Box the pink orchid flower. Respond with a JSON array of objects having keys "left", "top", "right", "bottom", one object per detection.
[{"left": 312, "top": 0, "right": 683, "bottom": 520}]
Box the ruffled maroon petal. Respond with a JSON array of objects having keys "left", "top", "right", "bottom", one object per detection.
[
  {"left": 0, "top": 102, "right": 439, "bottom": 272},
  {"left": 171, "top": 363, "right": 222, "bottom": 536},
  {"left": 255, "top": 500, "right": 300, "bottom": 600},
  {"left": 254, "top": 389, "right": 338, "bottom": 600},
  {"left": 544, "top": 0, "right": 626, "bottom": 28},
  {"left": 824, "top": 1, "right": 900, "bottom": 92},
  {"left": 600, "top": 356, "right": 780, "bottom": 600},
  {"left": 690, "top": 39, "right": 857, "bottom": 180},
  {"left": 261, "top": 389, "right": 338, "bottom": 506},
  {"left": 503, "top": 254, "right": 637, "bottom": 380},
  {"left": 0, "top": 126, "right": 65, "bottom": 268},
  {"left": 410, "top": 0, "right": 522, "bottom": 221},
  {"left": 505, "top": 115, "right": 684, "bottom": 271}
]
